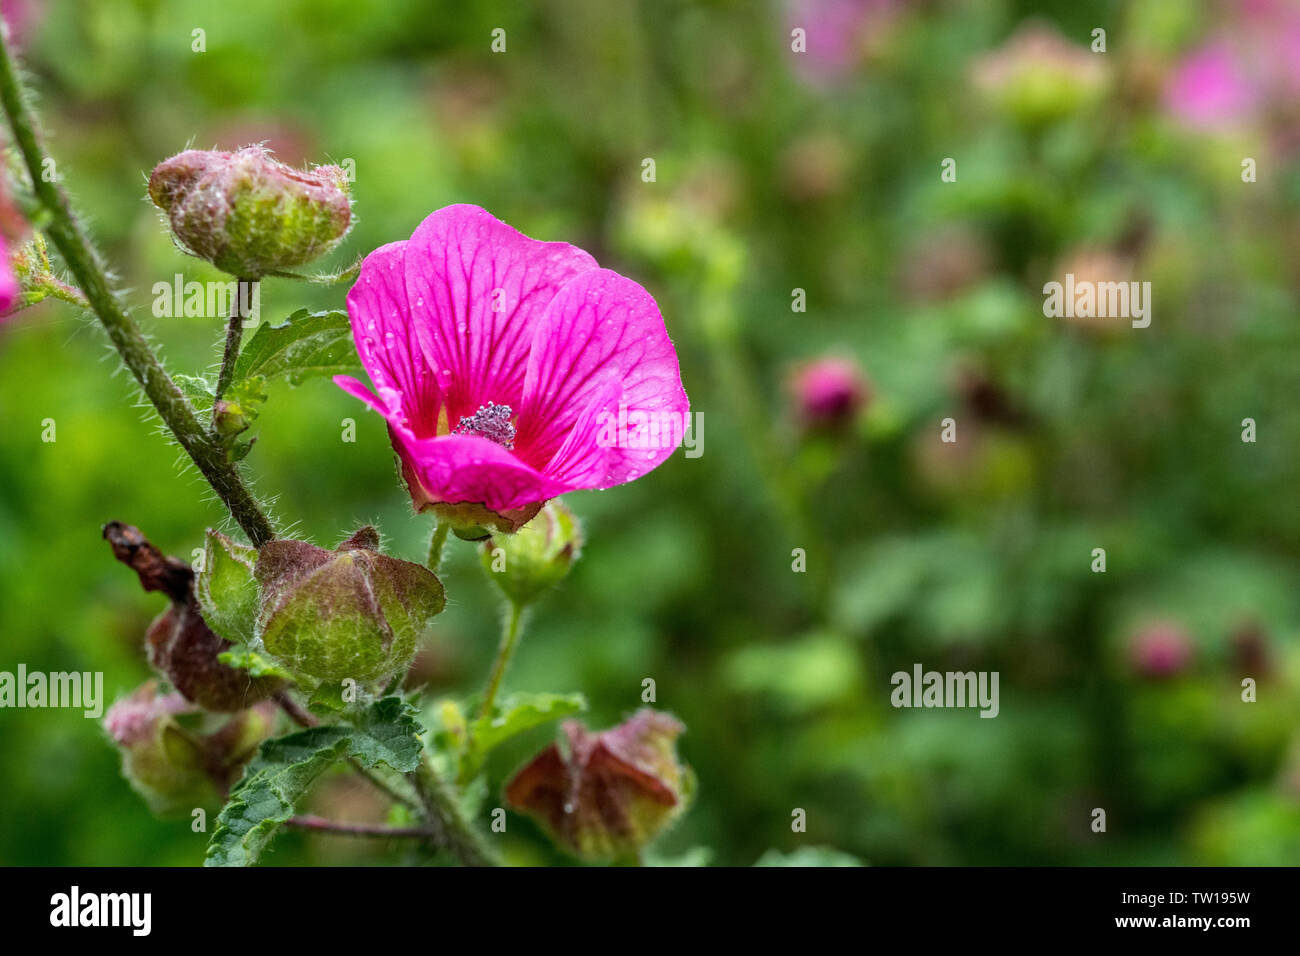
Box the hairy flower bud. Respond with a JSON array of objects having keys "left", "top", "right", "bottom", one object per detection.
[
  {"left": 506, "top": 709, "right": 693, "bottom": 862},
  {"left": 148, "top": 146, "right": 351, "bottom": 278},
  {"left": 254, "top": 527, "right": 445, "bottom": 683},
  {"left": 103, "top": 682, "right": 277, "bottom": 815},
  {"left": 479, "top": 500, "right": 582, "bottom": 607}
]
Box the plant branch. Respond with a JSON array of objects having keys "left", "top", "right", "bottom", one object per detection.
[
  {"left": 213, "top": 278, "right": 253, "bottom": 404},
  {"left": 0, "top": 33, "right": 275, "bottom": 547},
  {"left": 410, "top": 758, "right": 498, "bottom": 866},
  {"left": 427, "top": 519, "right": 451, "bottom": 572},
  {"left": 479, "top": 601, "right": 524, "bottom": 721}
]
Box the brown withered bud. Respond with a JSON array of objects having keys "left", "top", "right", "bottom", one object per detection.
[
  {"left": 104, "top": 521, "right": 284, "bottom": 712},
  {"left": 506, "top": 709, "right": 693, "bottom": 863}
]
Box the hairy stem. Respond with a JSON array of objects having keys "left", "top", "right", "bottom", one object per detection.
[
  {"left": 213, "top": 278, "right": 254, "bottom": 404},
  {"left": 0, "top": 34, "right": 275, "bottom": 547},
  {"left": 410, "top": 759, "right": 498, "bottom": 866},
  {"left": 426, "top": 519, "right": 451, "bottom": 572},
  {"left": 285, "top": 815, "right": 432, "bottom": 839},
  {"left": 479, "top": 601, "right": 524, "bottom": 720}
]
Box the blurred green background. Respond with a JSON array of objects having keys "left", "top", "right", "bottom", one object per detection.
[{"left": 3, "top": 0, "right": 1300, "bottom": 866}]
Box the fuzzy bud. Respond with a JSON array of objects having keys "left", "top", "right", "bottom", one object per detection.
[
  {"left": 254, "top": 527, "right": 444, "bottom": 683},
  {"left": 506, "top": 708, "right": 693, "bottom": 863},
  {"left": 103, "top": 682, "right": 277, "bottom": 815},
  {"left": 148, "top": 146, "right": 351, "bottom": 278},
  {"left": 479, "top": 500, "right": 582, "bottom": 607}
]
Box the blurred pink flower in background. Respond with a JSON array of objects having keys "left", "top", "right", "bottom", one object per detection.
[
  {"left": 1165, "top": 0, "right": 1300, "bottom": 136},
  {"left": 1164, "top": 43, "right": 1259, "bottom": 129},
  {"left": 1128, "top": 621, "right": 1195, "bottom": 679},
  {"left": 784, "top": 0, "right": 899, "bottom": 87},
  {"left": 789, "top": 355, "right": 870, "bottom": 428}
]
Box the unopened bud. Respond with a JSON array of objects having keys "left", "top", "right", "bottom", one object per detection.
[
  {"left": 254, "top": 527, "right": 445, "bottom": 683},
  {"left": 148, "top": 146, "right": 351, "bottom": 278},
  {"left": 479, "top": 500, "right": 582, "bottom": 607}
]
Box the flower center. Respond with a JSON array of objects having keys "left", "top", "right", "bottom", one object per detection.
[{"left": 454, "top": 402, "right": 516, "bottom": 449}]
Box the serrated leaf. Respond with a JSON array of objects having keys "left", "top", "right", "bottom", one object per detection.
[
  {"left": 232, "top": 308, "right": 359, "bottom": 386},
  {"left": 174, "top": 373, "right": 215, "bottom": 400},
  {"left": 204, "top": 725, "right": 351, "bottom": 867},
  {"left": 205, "top": 697, "right": 424, "bottom": 867},
  {"left": 349, "top": 696, "right": 425, "bottom": 773},
  {"left": 460, "top": 692, "right": 586, "bottom": 783}
]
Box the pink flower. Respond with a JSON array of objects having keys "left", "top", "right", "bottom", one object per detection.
[
  {"left": 789, "top": 355, "right": 869, "bottom": 427},
  {"left": 1164, "top": 42, "right": 1259, "bottom": 130},
  {"left": 336, "top": 205, "right": 689, "bottom": 533},
  {"left": 1128, "top": 621, "right": 1195, "bottom": 679},
  {"left": 0, "top": 238, "right": 19, "bottom": 317}
]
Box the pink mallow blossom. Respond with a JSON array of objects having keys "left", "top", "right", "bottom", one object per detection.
[{"left": 336, "top": 205, "right": 689, "bottom": 533}]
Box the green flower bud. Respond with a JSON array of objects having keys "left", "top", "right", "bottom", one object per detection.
[
  {"left": 479, "top": 500, "right": 582, "bottom": 607},
  {"left": 506, "top": 708, "right": 693, "bottom": 863},
  {"left": 148, "top": 146, "right": 352, "bottom": 278},
  {"left": 254, "top": 527, "right": 445, "bottom": 684},
  {"left": 102, "top": 682, "right": 277, "bottom": 815}
]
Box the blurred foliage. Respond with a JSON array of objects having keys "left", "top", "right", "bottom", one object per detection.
[{"left": 2, "top": 0, "right": 1300, "bottom": 866}]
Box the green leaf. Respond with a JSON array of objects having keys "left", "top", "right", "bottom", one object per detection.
[
  {"left": 204, "top": 725, "right": 351, "bottom": 867},
  {"left": 232, "top": 308, "right": 359, "bottom": 386},
  {"left": 173, "top": 373, "right": 215, "bottom": 401},
  {"left": 205, "top": 697, "right": 424, "bottom": 867},
  {"left": 195, "top": 530, "right": 259, "bottom": 645},
  {"left": 218, "top": 645, "right": 293, "bottom": 680},
  {"left": 348, "top": 696, "right": 425, "bottom": 773},
  {"left": 460, "top": 692, "right": 585, "bottom": 782}
]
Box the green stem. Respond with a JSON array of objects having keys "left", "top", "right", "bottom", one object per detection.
[
  {"left": 410, "top": 759, "right": 499, "bottom": 866},
  {"left": 213, "top": 278, "right": 254, "bottom": 405},
  {"left": 0, "top": 34, "right": 276, "bottom": 548},
  {"left": 427, "top": 519, "right": 451, "bottom": 572},
  {"left": 479, "top": 601, "right": 524, "bottom": 720}
]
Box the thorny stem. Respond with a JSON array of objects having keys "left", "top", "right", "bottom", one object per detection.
[
  {"left": 0, "top": 33, "right": 276, "bottom": 547},
  {"left": 479, "top": 600, "right": 524, "bottom": 721},
  {"left": 285, "top": 815, "right": 433, "bottom": 839}
]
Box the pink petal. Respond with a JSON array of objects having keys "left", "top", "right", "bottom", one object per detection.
[
  {"left": 402, "top": 205, "right": 598, "bottom": 426},
  {"left": 345, "top": 241, "right": 443, "bottom": 438},
  {"left": 518, "top": 269, "right": 689, "bottom": 487},
  {"left": 399, "top": 432, "right": 571, "bottom": 514}
]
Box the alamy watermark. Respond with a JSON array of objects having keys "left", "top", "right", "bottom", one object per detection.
[
  {"left": 890, "top": 663, "right": 999, "bottom": 718},
  {"left": 1043, "top": 273, "right": 1151, "bottom": 328},
  {"left": 152, "top": 275, "right": 260, "bottom": 325},
  {"left": 0, "top": 664, "right": 104, "bottom": 718},
  {"left": 595, "top": 406, "right": 703, "bottom": 458}
]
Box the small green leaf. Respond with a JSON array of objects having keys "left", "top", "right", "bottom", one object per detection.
[
  {"left": 174, "top": 373, "right": 215, "bottom": 400},
  {"left": 204, "top": 697, "right": 424, "bottom": 867},
  {"left": 232, "top": 308, "right": 359, "bottom": 386},
  {"left": 218, "top": 645, "right": 293, "bottom": 680},
  {"left": 349, "top": 696, "right": 425, "bottom": 773},
  {"left": 460, "top": 692, "right": 586, "bottom": 782},
  {"left": 195, "top": 530, "right": 259, "bottom": 645}
]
